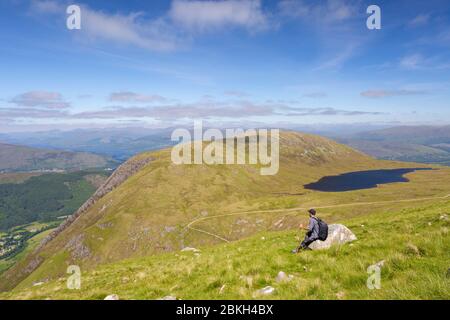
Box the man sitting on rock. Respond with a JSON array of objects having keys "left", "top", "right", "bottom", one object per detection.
[{"left": 292, "top": 209, "right": 320, "bottom": 253}]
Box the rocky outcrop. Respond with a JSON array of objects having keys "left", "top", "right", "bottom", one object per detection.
[
  {"left": 309, "top": 224, "right": 357, "bottom": 250},
  {"left": 35, "top": 156, "right": 154, "bottom": 252}
]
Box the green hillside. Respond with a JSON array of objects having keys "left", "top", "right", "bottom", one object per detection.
[
  {"left": 1, "top": 200, "right": 449, "bottom": 300},
  {"left": 1, "top": 131, "right": 450, "bottom": 294},
  {"left": 0, "top": 142, "right": 115, "bottom": 172}
]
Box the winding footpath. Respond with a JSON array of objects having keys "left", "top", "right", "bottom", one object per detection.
[{"left": 186, "top": 193, "right": 450, "bottom": 243}]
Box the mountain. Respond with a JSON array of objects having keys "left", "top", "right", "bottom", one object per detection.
[
  {"left": 0, "top": 143, "right": 115, "bottom": 172},
  {"left": 336, "top": 125, "right": 450, "bottom": 166},
  {"left": 2, "top": 131, "right": 449, "bottom": 292}
]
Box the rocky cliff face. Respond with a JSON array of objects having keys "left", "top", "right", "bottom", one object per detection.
[
  {"left": 0, "top": 155, "right": 154, "bottom": 292},
  {"left": 36, "top": 156, "right": 154, "bottom": 252}
]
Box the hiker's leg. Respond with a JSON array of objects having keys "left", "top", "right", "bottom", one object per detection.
[
  {"left": 301, "top": 236, "right": 318, "bottom": 249},
  {"left": 300, "top": 235, "right": 313, "bottom": 249}
]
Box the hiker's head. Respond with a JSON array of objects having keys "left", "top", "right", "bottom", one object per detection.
[{"left": 308, "top": 209, "right": 316, "bottom": 217}]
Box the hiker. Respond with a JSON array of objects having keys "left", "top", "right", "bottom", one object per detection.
[{"left": 292, "top": 209, "right": 327, "bottom": 253}]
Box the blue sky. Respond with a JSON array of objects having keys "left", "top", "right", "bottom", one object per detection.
[{"left": 0, "top": 0, "right": 449, "bottom": 132}]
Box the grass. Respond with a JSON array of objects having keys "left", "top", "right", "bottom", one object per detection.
[{"left": 2, "top": 200, "right": 449, "bottom": 300}]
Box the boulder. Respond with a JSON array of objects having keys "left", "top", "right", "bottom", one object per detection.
[
  {"left": 309, "top": 224, "right": 357, "bottom": 250},
  {"left": 104, "top": 294, "right": 119, "bottom": 300},
  {"left": 158, "top": 295, "right": 177, "bottom": 300},
  {"left": 275, "top": 271, "right": 293, "bottom": 283},
  {"left": 181, "top": 247, "right": 200, "bottom": 253},
  {"left": 257, "top": 286, "right": 275, "bottom": 295},
  {"left": 33, "top": 282, "right": 45, "bottom": 287}
]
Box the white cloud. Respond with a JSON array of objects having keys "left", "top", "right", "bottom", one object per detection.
[
  {"left": 399, "top": 54, "right": 450, "bottom": 70},
  {"left": 109, "top": 91, "right": 168, "bottom": 103},
  {"left": 408, "top": 14, "right": 430, "bottom": 27},
  {"left": 29, "top": 0, "right": 181, "bottom": 51},
  {"left": 29, "top": 0, "right": 61, "bottom": 14},
  {"left": 400, "top": 54, "right": 423, "bottom": 69},
  {"left": 10, "top": 91, "right": 70, "bottom": 109},
  {"left": 361, "top": 89, "right": 426, "bottom": 98},
  {"left": 278, "top": 0, "right": 358, "bottom": 24},
  {"left": 81, "top": 8, "right": 180, "bottom": 52},
  {"left": 169, "top": 0, "right": 269, "bottom": 32},
  {"left": 224, "top": 90, "right": 250, "bottom": 98}
]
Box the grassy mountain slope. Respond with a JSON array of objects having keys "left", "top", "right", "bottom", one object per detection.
[
  {"left": 2, "top": 131, "right": 450, "bottom": 292},
  {"left": 2, "top": 200, "right": 449, "bottom": 300},
  {"left": 0, "top": 142, "right": 114, "bottom": 172}
]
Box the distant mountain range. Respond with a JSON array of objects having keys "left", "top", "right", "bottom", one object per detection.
[
  {"left": 335, "top": 125, "right": 450, "bottom": 166},
  {"left": 0, "top": 128, "right": 174, "bottom": 162},
  {"left": 0, "top": 143, "right": 115, "bottom": 172},
  {"left": 1, "top": 125, "right": 449, "bottom": 167}
]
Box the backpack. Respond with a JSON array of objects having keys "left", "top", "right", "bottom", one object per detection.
[{"left": 315, "top": 217, "right": 328, "bottom": 241}]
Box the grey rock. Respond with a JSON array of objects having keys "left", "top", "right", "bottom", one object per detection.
[
  {"left": 181, "top": 247, "right": 200, "bottom": 252},
  {"left": 275, "top": 271, "right": 293, "bottom": 283},
  {"left": 257, "top": 286, "right": 275, "bottom": 295},
  {"left": 159, "top": 295, "right": 177, "bottom": 300},
  {"left": 104, "top": 294, "right": 120, "bottom": 300},
  {"left": 309, "top": 224, "right": 357, "bottom": 250}
]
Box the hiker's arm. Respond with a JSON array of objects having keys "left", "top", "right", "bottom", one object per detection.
[{"left": 299, "top": 223, "right": 309, "bottom": 231}]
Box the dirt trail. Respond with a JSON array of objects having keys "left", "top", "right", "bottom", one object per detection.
[{"left": 186, "top": 193, "right": 450, "bottom": 243}]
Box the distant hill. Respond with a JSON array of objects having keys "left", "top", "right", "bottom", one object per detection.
[
  {"left": 0, "top": 128, "right": 174, "bottom": 162},
  {"left": 0, "top": 143, "right": 115, "bottom": 172},
  {"left": 337, "top": 125, "right": 450, "bottom": 166},
  {"left": 3, "top": 130, "right": 449, "bottom": 292}
]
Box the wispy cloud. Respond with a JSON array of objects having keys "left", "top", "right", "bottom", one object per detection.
[
  {"left": 361, "top": 89, "right": 426, "bottom": 98},
  {"left": 279, "top": 106, "right": 383, "bottom": 116},
  {"left": 278, "top": 0, "right": 358, "bottom": 25},
  {"left": 303, "top": 92, "right": 327, "bottom": 98},
  {"left": 1, "top": 95, "right": 383, "bottom": 121},
  {"left": 408, "top": 14, "right": 430, "bottom": 27},
  {"left": 277, "top": 1, "right": 365, "bottom": 70},
  {"left": 169, "top": 0, "right": 270, "bottom": 33},
  {"left": 10, "top": 91, "right": 70, "bottom": 109},
  {"left": 29, "top": 0, "right": 271, "bottom": 52},
  {"left": 29, "top": 0, "right": 182, "bottom": 51},
  {"left": 109, "top": 91, "right": 168, "bottom": 103},
  {"left": 400, "top": 54, "right": 424, "bottom": 69},
  {"left": 400, "top": 53, "right": 450, "bottom": 70},
  {"left": 224, "top": 90, "right": 250, "bottom": 98}
]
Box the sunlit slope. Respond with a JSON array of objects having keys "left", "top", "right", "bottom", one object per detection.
[
  {"left": 2, "top": 201, "right": 449, "bottom": 300},
  {"left": 1, "top": 131, "right": 449, "bottom": 292}
]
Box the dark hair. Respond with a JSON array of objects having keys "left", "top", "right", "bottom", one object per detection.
[{"left": 308, "top": 209, "right": 316, "bottom": 215}]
